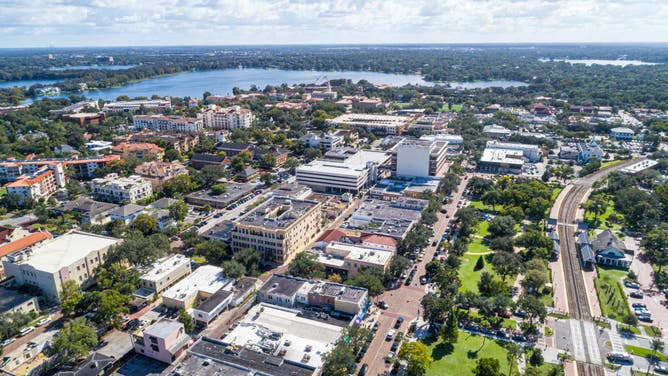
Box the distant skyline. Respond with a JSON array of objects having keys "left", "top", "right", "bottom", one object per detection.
[{"left": 1, "top": 0, "right": 667, "bottom": 48}]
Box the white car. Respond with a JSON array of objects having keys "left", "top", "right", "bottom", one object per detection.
[
  {"left": 1, "top": 338, "right": 15, "bottom": 347},
  {"left": 36, "top": 317, "right": 51, "bottom": 327},
  {"left": 18, "top": 327, "right": 35, "bottom": 337},
  {"left": 386, "top": 329, "right": 396, "bottom": 341}
]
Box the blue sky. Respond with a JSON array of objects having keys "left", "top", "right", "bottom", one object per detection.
[{"left": 0, "top": 0, "right": 666, "bottom": 47}]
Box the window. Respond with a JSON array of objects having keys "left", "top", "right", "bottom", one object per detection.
[
  {"left": 150, "top": 344, "right": 159, "bottom": 352},
  {"left": 149, "top": 336, "right": 157, "bottom": 344}
]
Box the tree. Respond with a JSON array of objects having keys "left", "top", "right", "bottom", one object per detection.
[
  {"left": 474, "top": 255, "right": 485, "bottom": 271},
  {"left": 222, "top": 260, "right": 246, "bottom": 278},
  {"left": 522, "top": 270, "right": 548, "bottom": 295},
  {"left": 481, "top": 189, "right": 502, "bottom": 211},
  {"left": 472, "top": 358, "right": 501, "bottom": 376},
  {"left": 518, "top": 295, "right": 547, "bottom": 328},
  {"left": 440, "top": 310, "right": 458, "bottom": 344},
  {"left": 288, "top": 251, "right": 325, "bottom": 279},
  {"left": 488, "top": 215, "right": 516, "bottom": 238},
  {"left": 233, "top": 248, "right": 262, "bottom": 276},
  {"left": 96, "top": 263, "right": 140, "bottom": 295},
  {"left": 105, "top": 231, "right": 170, "bottom": 266},
  {"left": 491, "top": 252, "right": 523, "bottom": 282},
  {"left": 642, "top": 223, "right": 668, "bottom": 276},
  {"left": 50, "top": 318, "right": 98, "bottom": 361},
  {"left": 60, "top": 280, "right": 83, "bottom": 316},
  {"left": 259, "top": 153, "right": 277, "bottom": 170},
  {"left": 132, "top": 213, "right": 158, "bottom": 235},
  {"left": 399, "top": 341, "right": 434, "bottom": 376},
  {"left": 328, "top": 273, "right": 342, "bottom": 283},
  {"left": 260, "top": 172, "right": 274, "bottom": 186},
  {"left": 529, "top": 349, "right": 544, "bottom": 367},
  {"left": 93, "top": 290, "right": 130, "bottom": 328},
  {"left": 647, "top": 338, "right": 665, "bottom": 374},
  {"left": 322, "top": 344, "right": 355, "bottom": 376},
  {"left": 585, "top": 194, "right": 608, "bottom": 225},
  {"left": 342, "top": 325, "right": 373, "bottom": 356},
  {"left": 506, "top": 343, "right": 520, "bottom": 376},
  {"left": 210, "top": 183, "right": 228, "bottom": 195},
  {"left": 178, "top": 309, "right": 194, "bottom": 333},
  {"left": 346, "top": 269, "right": 385, "bottom": 297},
  {"left": 425, "top": 260, "right": 443, "bottom": 278},
  {"left": 168, "top": 200, "right": 188, "bottom": 221},
  {"left": 478, "top": 271, "right": 506, "bottom": 298},
  {"left": 389, "top": 255, "right": 411, "bottom": 279}
]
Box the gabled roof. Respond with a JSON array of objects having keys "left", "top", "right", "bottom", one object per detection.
[
  {"left": 55, "top": 352, "right": 115, "bottom": 376},
  {"left": 592, "top": 230, "right": 626, "bottom": 252},
  {"left": 360, "top": 234, "right": 398, "bottom": 248},
  {"left": 191, "top": 153, "right": 228, "bottom": 163},
  {"left": 0, "top": 231, "right": 52, "bottom": 258},
  {"left": 109, "top": 204, "right": 145, "bottom": 217},
  {"left": 580, "top": 244, "right": 595, "bottom": 263}
]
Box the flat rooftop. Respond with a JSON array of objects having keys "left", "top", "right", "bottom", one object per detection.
[
  {"left": 297, "top": 150, "right": 391, "bottom": 177},
  {"left": 329, "top": 113, "right": 412, "bottom": 128},
  {"left": 480, "top": 148, "right": 525, "bottom": 166},
  {"left": 0, "top": 287, "right": 35, "bottom": 313},
  {"left": 221, "top": 303, "right": 342, "bottom": 369},
  {"left": 258, "top": 274, "right": 306, "bottom": 298},
  {"left": 185, "top": 183, "right": 255, "bottom": 204},
  {"left": 167, "top": 355, "right": 248, "bottom": 376},
  {"left": 235, "top": 198, "right": 319, "bottom": 231},
  {"left": 620, "top": 159, "right": 658, "bottom": 174},
  {"left": 7, "top": 231, "right": 120, "bottom": 273},
  {"left": 346, "top": 199, "right": 424, "bottom": 238},
  {"left": 140, "top": 254, "right": 190, "bottom": 283},
  {"left": 144, "top": 319, "right": 184, "bottom": 339},
  {"left": 162, "top": 265, "right": 232, "bottom": 302},
  {"left": 325, "top": 242, "right": 392, "bottom": 267}
]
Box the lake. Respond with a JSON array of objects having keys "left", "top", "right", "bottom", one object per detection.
[
  {"left": 2, "top": 68, "right": 527, "bottom": 102},
  {"left": 447, "top": 80, "right": 527, "bottom": 89},
  {"left": 47, "top": 65, "right": 137, "bottom": 71},
  {"left": 540, "top": 58, "right": 660, "bottom": 67}
]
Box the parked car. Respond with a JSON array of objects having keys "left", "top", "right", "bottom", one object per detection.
[
  {"left": 394, "top": 317, "right": 404, "bottom": 329},
  {"left": 1, "top": 338, "right": 15, "bottom": 347},
  {"left": 419, "top": 276, "right": 428, "bottom": 285},
  {"left": 391, "top": 340, "right": 400, "bottom": 351},
  {"left": 358, "top": 363, "right": 369, "bottom": 376},
  {"left": 624, "top": 281, "right": 640, "bottom": 289},
  {"left": 386, "top": 329, "right": 396, "bottom": 341},
  {"left": 378, "top": 301, "right": 389, "bottom": 310},
  {"left": 385, "top": 351, "right": 395, "bottom": 363},
  {"left": 18, "top": 327, "right": 35, "bottom": 337},
  {"left": 26, "top": 342, "right": 38, "bottom": 350},
  {"left": 36, "top": 316, "right": 51, "bottom": 327},
  {"left": 655, "top": 364, "right": 668, "bottom": 374},
  {"left": 630, "top": 291, "right": 644, "bottom": 299},
  {"left": 513, "top": 309, "right": 527, "bottom": 318},
  {"left": 632, "top": 303, "right": 647, "bottom": 309},
  {"left": 372, "top": 321, "right": 380, "bottom": 332},
  {"left": 512, "top": 334, "right": 527, "bottom": 342}
]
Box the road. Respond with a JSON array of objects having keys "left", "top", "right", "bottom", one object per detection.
[
  {"left": 552, "top": 159, "right": 640, "bottom": 376},
  {"left": 360, "top": 174, "right": 470, "bottom": 376}
]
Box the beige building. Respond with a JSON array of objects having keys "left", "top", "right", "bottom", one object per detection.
[
  {"left": 202, "top": 105, "right": 255, "bottom": 129},
  {"left": 231, "top": 198, "right": 323, "bottom": 265},
  {"left": 91, "top": 173, "right": 153, "bottom": 204},
  {"left": 328, "top": 113, "right": 412, "bottom": 135},
  {"left": 1, "top": 231, "right": 120, "bottom": 302},
  {"left": 317, "top": 242, "right": 393, "bottom": 277},
  {"left": 161, "top": 265, "right": 233, "bottom": 310},
  {"left": 139, "top": 254, "right": 192, "bottom": 296}
]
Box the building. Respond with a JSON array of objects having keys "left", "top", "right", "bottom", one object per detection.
[
  {"left": 271, "top": 183, "right": 313, "bottom": 200},
  {"left": 0, "top": 155, "right": 119, "bottom": 183},
  {"left": 162, "top": 265, "right": 234, "bottom": 310},
  {"left": 54, "top": 352, "right": 115, "bottom": 376},
  {"left": 394, "top": 138, "right": 448, "bottom": 178},
  {"left": 483, "top": 124, "right": 512, "bottom": 139},
  {"left": 189, "top": 153, "right": 230, "bottom": 170},
  {"left": 620, "top": 159, "right": 659, "bottom": 175},
  {"left": 185, "top": 182, "right": 255, "bottom": 209},
  {"left": 231, "top": 198, "right": 323, "bottom": 265},
  {"left": 134, "top": 161, "right": 188, "bottom": 186},
  {"left": 214, "top": 142, "right": 254, "bottom": 158},
  {"left": 610, "top": 127, "right": 635, "bottom": 140},
  {"left": 485, "top": 140, "right": 541, "bottom": 162},
  {"left": 328, "top": 113, "right": 413, "bottom": 135},
  {"left": 2, "top": 231, "right": 120, "bottom": 301},
  {"left": 408, "top": 113, "right": 452, "bottom": 133},
  {"left": 91, "top": 173, "right": 153, "bottom": 204},
  {"left": 109, "top": 204, "right": 145, "bottom": 224},
  {"left": 593, "top": 230, "right": 632, "bottom": 269},
  {"left": 257, "top": 274, "right": 368, "bottom": 316},
  {"left": 133, "top": 320, "right": 191, "bottom": 363},
  {"left": 317, "top": 242, "right": 393, "bottom": 277},
  {"left": 55, "top": 198, "right": 118, "bottom": 225},
  {"left": 527, "top": 103, "right": 554, "bottom": 116},
  {"left": 63, "top": 112, "right": 106, "bottom": 127},
  {"left": 133, "top": 115, "right": 203, "bottom": 133},
  {"left": 479, "top": 148, "right": 525, "bottom": 174},
  {"left": 112, "top": 142, "right": 165, "bottom": 161},
  {"left": 0, "top": 287, "right": 40, "bottom": 315},
  {"left": 49, "top": 101, "right": 99, "bottom": 117},
  {"left": 576, "top": 232, "right": 596, "bottom": 270},
  {"left": 54, "top": 144, "right": 78, "bottom": 155},
  {"left": 85, "top": 140, "right": 113, "bottom": 153},
  {"left": 296, "top": 149, "right": 391, "bottom": 194},
  {"left": 420, "top": 134, "right": 464, "bottom": 145},
  {"left": 576, "top": 139, "right": 604, "bottom": 164},
  {"left": 5, "top": 163, "right": 66, "bottom": 203},
  {"left": 138, "top": 254, "right": 192, "bottom": 297},
  {"left": 116, "top": 131, "right": 200, "bottom": 154},
  {"left": 0, "top": 231, "right": 52, "bottom": 262},
  {"left": 253, "top": 148, "right": 289, "bottom": 166},
  {"left": 346, "top": 198, "right": 427, "bottom": 240},
  {"left": 300, "top": 132, "right": 345, "bottom": 149},
  {"left": 202, "top": 105, "right": 255, "bottom": 129},
  {"left": 102, "top": 99, "right": 171, "bottom": 113}
]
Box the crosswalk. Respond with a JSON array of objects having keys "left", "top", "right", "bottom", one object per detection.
[
  {"left": 570, "top": 319, "right": 586, "bottom": 361},
  {"left": 582, "top": 321, "right": 602, "bottom": 364},
  {"left": 608, "top": 324, "right": 625, "bottom": 353}
]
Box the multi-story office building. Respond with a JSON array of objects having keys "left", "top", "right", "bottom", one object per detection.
[
  {"left": 91, "top": 173, "right": 153, "bottom": 204},
  {"left": 327, "top": 113, "right": 412, "bottom": 135},
  {"left": 2, "top": 231, "right": 120, "bottom": 302},
  {"left": 102, "top": 99, "right": 171, "bottom": 113},
  {"left": 296, "top": 149, "right": 391, "bottom": 193},
  {"left": 133, "top": 115, "right": 203, "bottom": 133},
  {"left": 231, "top": 198, "right": 323, "bottom": 265},
  {"left": 112, "top": 142, "right": 165, "bottom": 161},
  {"left": 5, "top": 163, "right": 66, "bottom": 203},
  {"left": 202, "top": 105, "right": 254, "bottom": 129},
  {"left": 393, "top": 138, "right": 449, "bottom": 178},
  {"left": 139, "top": 254, "right": 192, "bottom": 296}
]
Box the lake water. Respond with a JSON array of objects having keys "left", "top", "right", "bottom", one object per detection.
[
  {"left": 540, "top": 58, "right": 660, "bottom": 67},
  {"left": 0, "top": 79, "right": 58, "bottom": 89},
  {"left": 2, "top": 68, "right": 527, "bottom": 102},
  {"left": 47, "top": 65, "right": 137, "bottom": 71}
]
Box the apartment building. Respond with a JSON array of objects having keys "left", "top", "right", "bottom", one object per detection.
[
  {"left": 2, "top": 231, "right": 120, "bottom": 302},
  {"left": 299, "top": 132, "right": 345, "bottom": 149},
  {"left": 328, "top": 113, "right": 412, "bottom": 135},
  {"left": 115, "top": 131, "right": 200, "bottom": 154},
  {"left": 133, "top": 320, "right": 191, "bottom": 363},
  {"left": 202, "top": 105, "right": 255, "bottom": 129},
  {"left": 231, "top": 198, "right": 323, "bottom": 265},
  {"left": 102, "top": 99, "right": 171, "bottom": 113},
  {"left": 112, "top": 142, "right": 165, "bottom": 161},
  {"left": 5, "top": 163, "right": 67, "bottom": 203},
  {"left": 134, "top": 161, "right": 188, "bottom": 186},
  {"left": 393, "top": 138, "right": 449, "bottom": 178},
  {"left": 139, "top": 254, "right": 192, "bottom": 296},
  {"left": 133, "top": 115, "right": 203, "bottom": 133},
  {"left": 91, "top": 173, "right": 153, "bottom": 204},
  {"left": 0, "top": 155, "right": 120, "bottom": 183}
]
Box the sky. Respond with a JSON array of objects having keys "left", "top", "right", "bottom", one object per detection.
[{"left": 0, "top": 0, "right": 667, "bottom": 47}]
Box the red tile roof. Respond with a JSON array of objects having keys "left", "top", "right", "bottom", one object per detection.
[
  {"left": 318, "top": 229, "right": 347, "bottom": 243},
  {"left": 361, "top": 234, "right": 398, "bottom": 247},
  {"left": 0, "top": 231, "right": 52, "bottom": 258}
]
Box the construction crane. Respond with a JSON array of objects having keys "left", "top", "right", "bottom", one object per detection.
[{"left": 314, "top": 75, "right": 332, "bottom": 92}]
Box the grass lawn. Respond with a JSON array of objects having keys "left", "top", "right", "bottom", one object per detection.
[
  {"left": 601, "top": 160, "right": 623, "bottom": 169},
  {"left": 457, "top": 309, "right": 518, "bottom": 330},
  {"left": 550, "top": 186, "right": 563, "bottom": 202},
  {"left": 425, "top": 331, "right": 511, "bottom": 376},
  {"left": 584, "top": 198, "right": 624, "bottom": 231},
  {"left": 441, "top": 103, "right": 463, "bottom": 112},
  {"left": 468, "top": 222, "right": 492, "bottom": 254},
  {"left": 539, "top": 267, "right": 554, "bottom": 307},
  {"left": 459, "top": 253, "right": 495, "bottom": 293},
  {"left": 469, "top": 199, "right": 494, "bottom": 212},
  {"left": 619, "top": 324, "right": 641, "bottom": 335},
  {"left": 191, "top": 255, "right": 207, "bottom": 264},
  {"left": 625, "top": 344, "right": 668, "bottom": 361},
  {"left": 643, "top": 324, "right": 663, "bottom": 337},
  {"left": 594, "top": 266, "right": 632, "bottom": 320}
]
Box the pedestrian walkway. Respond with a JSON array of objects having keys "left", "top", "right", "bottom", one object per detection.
[
  {"left": 582, "top": 269, "right": 602, "bottom": 318},
  {"left": 608, "top": 323, "right": 626, "bottom": 353},
  {"left": 582, "top": 321, "right": 602, "bottom": 364},
  {"left": 569, "top": 319, "right": 586, "bottom": 361}
]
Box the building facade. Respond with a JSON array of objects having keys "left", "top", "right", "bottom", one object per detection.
[
  {"left": 139, "top": 254, "right": 192, "bottom": 296},
  {"left": 133, "top": 115, "right": 203, "bottom": 133},
  {"left": 91, "top": 174, "right": 153, "bottom": 204},
  {"left": 103, "top": 99, "right": 171, "bottom": 113},
  {"left": 202, "top": 105, "right": 255, "bottom": 129},
  {"left": 133, "top": 320, "right": 191, "bottom": 363},
  {"left": 5, "top": 164, "right": 66, "bottom": 203},
  {"left": 112, "top": 142, "right": 165, "bottom": 161}
]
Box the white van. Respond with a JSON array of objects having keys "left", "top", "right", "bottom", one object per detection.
[{"left": 18, "top": 326, "right": 35, "bottom": 337}]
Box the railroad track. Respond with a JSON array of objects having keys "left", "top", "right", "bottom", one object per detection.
[{"left": 576, "top": 362, "right": 606, "bottom": 376}]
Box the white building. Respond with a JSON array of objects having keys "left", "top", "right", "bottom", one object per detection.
[
  {"left": 483, "top": 124, "right": 512, "bottom": 139},
  {"left": 610, "top": 127, "right": 635, "bottom": 140},
  {"left": 85, "top": 140, "right": 113, "bottom": 153},
  {"left": 620, "top": 159, "right": 658, "bottom": 175},
  {"left": 161, "top": 265, "right": 233, "bottom": 310},
  {"left": 317, "top": 242, "right": 393, "bottom": 277},
  {"left": 5, "top": 163, "right": 66, "bottom": 203},
  {"left": 202, "top": 105, "right": 255, "bottom": 129},
  {"left": 420, "top": 134, "right": 464, "bottom": 145},
  {"left": 479, "top": 148, "right": 525, "bottom": 174},
  {"left": 133, "top": 115, "right": 203, "bottom": 133},
  {"left": 296, "top": 149, "right": 391, "bottom": 193},
  {"left": 485, "top": 140, "right": 541, "bottom": 162},
  {"left": 2, "top": 231, "right": 120, "bottom": 302},
  {"left": 328, "top": 113, "right": 413, "bottom": 135},
  {"left": 139, "top": 254, "right": 192, "bottom": 296},
  {"left": 395, "top": 138, "right": 448, "bottom": 178},
  {"left": 299, "top": 132, "right": 345, "bottom": 149},
  {"left": 103, "top": 99, "right": 171, "bottom": 113},
  {"left": 91, "top": 173, "right": 153, "bottom": 204}
]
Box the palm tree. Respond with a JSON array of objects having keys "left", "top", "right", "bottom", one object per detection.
[
  {"left": 506, "top": 343, "right": 520, "bottom": 376},
  {"left": 648, "top": 338, "right": 664, "bottom": 375}
]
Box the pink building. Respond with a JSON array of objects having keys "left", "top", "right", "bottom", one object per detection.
[{"left": 133, "top": 320, "right": 191, "bottom": 363}]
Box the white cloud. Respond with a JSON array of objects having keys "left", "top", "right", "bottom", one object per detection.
[{"left": 0, "top": 0, "right": 664, "bottom": 47}]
